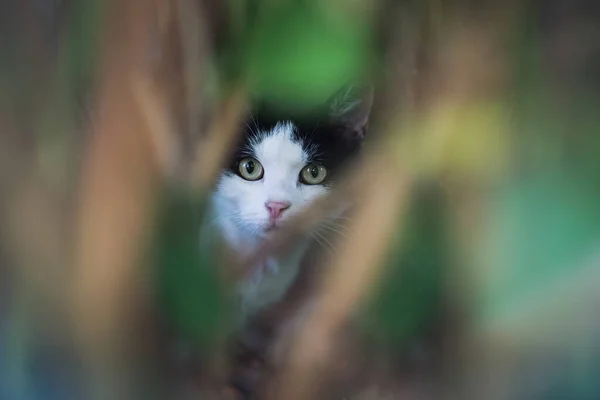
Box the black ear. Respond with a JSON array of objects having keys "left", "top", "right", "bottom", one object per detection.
[{"left": 327, "top": 83, "right": 374, "bottom": 140}]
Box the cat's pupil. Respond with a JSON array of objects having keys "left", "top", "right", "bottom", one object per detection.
[
  {"left": 246, "top": 160, "right": 255, "bottom": 174},
  {"left": 309, "top": 166, "right": 318, "bottom": 178}
]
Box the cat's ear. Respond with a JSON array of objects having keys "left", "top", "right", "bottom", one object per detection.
[{"left": 327, "top": 83, "right": 374, "bottom": 140}]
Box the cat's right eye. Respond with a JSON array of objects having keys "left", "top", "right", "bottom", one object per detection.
[{"left": 238, "top": 157, "right": 264, "bottom": 181}]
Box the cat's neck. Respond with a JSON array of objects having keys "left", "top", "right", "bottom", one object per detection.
[
  {"left": 208, "top": 208, "right": 311, "bottom": 321},
  {"left": 217, "top": 218, "right": 263, "bottom": 257}
]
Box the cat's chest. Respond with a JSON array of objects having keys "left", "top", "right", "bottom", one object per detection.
[
  {"left": 204, "top": 210, "right": 308, "bottom": 321},
  {"left": 236, "top": 254, "right": 303, "bottom": 319}
]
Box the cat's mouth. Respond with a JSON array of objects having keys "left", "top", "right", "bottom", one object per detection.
[
  {"left": 263, "top": 220, "right": 285, "bottom": 234},
  {"left": 264, "top": 222, "right": 278, "bottom": 232}
]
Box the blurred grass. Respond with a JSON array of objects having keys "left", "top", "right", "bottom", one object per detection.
[
  {"left": 483, "top": 172, "right": 600, "bottom": 322},
  {"left": 63, "top": 0, "right": 104, "bottom": 99},
  {"left": 2, "top": 0, "right": 600, "bottom": 399},
  {"left": 0, "top": 1, "right": 107, "bottom": 398},
  {"left": 220, "top": 0, "right": 374, "bottom": 108},
  {"left": 360, "top": 184, "right": 447, "bottom": 349},
  {"left": 153, "top": 187, "right": 233, "bottom": 349}
]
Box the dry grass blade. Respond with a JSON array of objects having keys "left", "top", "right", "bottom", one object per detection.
[
  {"left": 228, "top": 151, "right": 382, "bottom": 281},
  {"left": 261, "top": 5, "right": 517, "bottom": 398},
  {"left": 176, "top": 0, "right": 211, "bottom": 139},
  {"left": 190, "top": 87, "right": 247, "bottom": 190},
  {"left": 132, "top": 75, "right": 179, "bottom": 178},
  {"left": 264, "top": 132, "right": 411, "bottom": 400},
  {"left": 70, "top": 0, "right": 167, "bottom": 396},
  {"left": 232, "top": 188, "right": 346, "bottom": 280}
]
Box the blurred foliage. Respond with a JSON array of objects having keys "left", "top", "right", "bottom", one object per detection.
[
  {"left": 0, "top": 2, "right": 106, "bottom": 399},
  {"left": 360, "top": 184, "right": 447, "bottom": 350},
  {"left": 220, "top": 0, "right": 375, "bottom": 109},
  {"left": 479, "top": 18, "right": 600, "bottom": 325},
  {"left": 60, "top": 0, "right": 105, "bottom": 111},
  {"left": 153, "top": 187, "right": 233, "bottom": 349},
  {"left": 2, "top": 0, "right": 600, "bottom": 398},
  {"left": 482, "top": 171, "right": 600, "bottom": 322}
]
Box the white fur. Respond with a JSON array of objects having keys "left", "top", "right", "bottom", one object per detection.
[{"left": 209, "top": 122, "right": 329, "bottom": 321}]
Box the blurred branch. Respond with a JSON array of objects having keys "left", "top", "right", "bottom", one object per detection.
[
  {"left": 3, "top": 0, "right": 599, "bottom": 398},
  {"left": 267, "top": 146, "right": 411, "bottom": 400},
  {"left": 70, "top": 0, "right": 249, "bottom": 396},
  {"left": 176, "top": 0, "right": 211, "bottom": 139},
  {"left": 259, "top": 3, "right": 518, "bottom": 398},
  {"left": 70, "top": 0, "right": 166, "bottom": 397},
  {"left": 189, "top": 87, "right": 247, "bottom": 190}
]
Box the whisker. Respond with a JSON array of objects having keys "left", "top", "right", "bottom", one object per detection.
[
  {"left": 330, "top": 215, "right": 353, "bottom": 222},
  {"left": 322, "top": 219, "right": 349, "bottom": 230},
  {"left": 249, "top": 111, "right": 260, "bottom": 134},
  {"left": 208, "top": 209, "right": 267, "bottom": 225},
  {"left": 206, "top": 214, "right": 235, "bottom": 225},
  {"left": 319, "top": 223, "right": 349, "bottom": 239},
  {"left": 244, "top": 120, "right": 255, "bottom": 135},
  {"left": 312, "top": 231, "right": 338, "bottom": 255},
  {"left": 309, "top": 233, "right": 334, "bottom": 256}
]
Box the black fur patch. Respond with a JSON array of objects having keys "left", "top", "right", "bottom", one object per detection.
[{"left": 224, "top": 102, "right": 364, "bottom": 184}]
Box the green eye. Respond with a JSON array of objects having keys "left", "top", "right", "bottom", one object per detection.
[
  {"left": 300, "top": 164, "right": 327, "bottom": 185},
  {"left": 238, "top": 157, "right": 264, "bottom": 181}
]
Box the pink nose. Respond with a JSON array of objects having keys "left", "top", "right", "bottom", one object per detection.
[{"left": 265, "top": 201, "right": 291, "bottom": 220}]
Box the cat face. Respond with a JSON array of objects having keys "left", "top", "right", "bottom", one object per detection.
[{"left": 212, "top": 85, "right": 372, "bottom": 239}]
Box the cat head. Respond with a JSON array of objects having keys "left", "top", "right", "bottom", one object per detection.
[{"left": 212, "top": 84, "right": 373, "bottom": 239}]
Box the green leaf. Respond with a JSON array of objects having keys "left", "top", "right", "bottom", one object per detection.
[
  {"left": 481, "top": 172, "right": 600, "bottom": 323},
  {"left": 362, "top": 185, "right": 447, "bottom": 348},
  {"left": 244, "top": 3, "right": 372, "bottom": 108},
  {"left": 153, "top": 188, "right": 232, "bottom": 348}
]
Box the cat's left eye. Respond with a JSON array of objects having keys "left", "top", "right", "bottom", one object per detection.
[
  {"left": 238, "top": 157, "right": 264, "bottom": 181},
  {"left": 300, "top": 164, "right": 327, "bottom": 185}
]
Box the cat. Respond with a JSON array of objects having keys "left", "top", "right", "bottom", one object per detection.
[
  {"left": 203, "top": 84, "right": 373, "bottom": 396},
  {"left": 208, "top": 84, "right": 373, "bottom": 323},
  {"left": 205, "top": 84, "right": 372, "bottom": 396}
]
